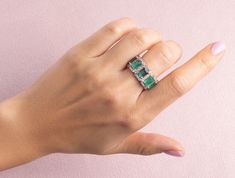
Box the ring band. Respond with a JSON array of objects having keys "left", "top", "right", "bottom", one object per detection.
[{"left": 127, "top": 56, "right": 158, "bottom": 90}]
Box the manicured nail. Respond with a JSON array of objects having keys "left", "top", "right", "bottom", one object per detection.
[
  {"left": 164, "top": 150, "right": 185, "bottom": 157},
  {"left": 211, "top": 41, "right": 226, "bottom": 55}
]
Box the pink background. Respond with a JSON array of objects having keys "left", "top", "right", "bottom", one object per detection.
[{"left": 0, "top": 0, "right": 235, "bottom": 177}]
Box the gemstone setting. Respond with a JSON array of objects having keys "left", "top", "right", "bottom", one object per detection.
[
  {"left": 136, "top": 67, "right": 149, "bottom": 79},
  {"left": 128, "top": 56, "right": 158, "bottom": 90},
  {"left": 129, "top": 57, "right": 143, "bottom": 71},
  {"left": 142, "top": 75, "right": 157, "bottom": 89}
]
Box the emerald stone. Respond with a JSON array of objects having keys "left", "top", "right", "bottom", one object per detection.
[
  {"left": 129, "top": 58, "right": 143, "bottom": 70},
  {"left": 136, "top": 68, "right": 148, "bottom": 79},
  {"left": 143, "top": 76, "right": 156, "bottom": 89},
  {"left": 147, "top": 81, "right": 156, "bottom": 89}
]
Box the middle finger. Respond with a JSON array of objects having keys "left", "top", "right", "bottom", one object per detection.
[{"left": 101, "top": 28, "right": 161, "bottom": 70}]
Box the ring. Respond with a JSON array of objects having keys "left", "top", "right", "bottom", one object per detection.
[{"left": 127, "top": 56, "right": 158, "bottom": 90}]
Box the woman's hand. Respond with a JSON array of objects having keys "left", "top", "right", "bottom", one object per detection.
[{"left": 0, "top": 17, "right": 225, "bottom": 170}]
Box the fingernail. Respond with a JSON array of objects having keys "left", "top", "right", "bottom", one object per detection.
[
  {"left": 211, "top": 41, "right": 226, "bottom": 55},
  {"left": 164, "top": 150, "right": 185, "bottom": 157}
]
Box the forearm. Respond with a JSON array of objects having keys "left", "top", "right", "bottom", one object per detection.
[{"left": 0, "top": 98, "right": 46, "bottom": 171}]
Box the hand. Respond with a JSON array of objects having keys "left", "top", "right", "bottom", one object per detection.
[{"left": 0, "top": 17, "right": 225, "bottom": 170}]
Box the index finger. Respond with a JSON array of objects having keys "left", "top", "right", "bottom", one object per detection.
[{"left": 135, "top": 42, "right": 226, "bottom": 126}]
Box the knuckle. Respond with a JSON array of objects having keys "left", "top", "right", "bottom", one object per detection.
[
  {"left": 157, "top": 43, "right": 176, "bottom": 66},
  {"left": 132, "top": 134, "right": 154, "bottom": 155},
  {"left": 142, "top": 28, "right": 161, "bottom": 38},
  {"left": 101, "top": 87, "right": 121, "bottom": 107},
  {"left": 198, "top": 55, "right": 214, "bottom": 72},
  {"left": 169, "top": 74, "right": 191, "bottom": 96},
  {"left": 117, "top": 17, "right": 136, "bottom": 25},
  {"left": 104, "top": 23, "right": 122, "bottom": 35},
  {"left": 166, "top": 40, "right": 183, "bottom": 57},
  {"left": 85, "top": 69, "right": 104, "bottom": 89},
  {"left": 138, "top": 147, "right": 153, "bottom": 155},
  {"left": 131, "top": 28, "right": 161, "bottom": 48},
  {"left": 132, "top": 29, "right": 153, "bottom": 47},
  {"left": 104, "top": 17, "right": 136, "bottom": 36}
]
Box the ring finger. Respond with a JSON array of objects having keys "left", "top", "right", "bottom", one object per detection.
[{"left": 120, "top": 40, "right": 182, "bottom": 100}]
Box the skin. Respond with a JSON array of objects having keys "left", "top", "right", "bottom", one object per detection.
[{"left": 0, "top": 17, "right": 225, "bottom": 170}]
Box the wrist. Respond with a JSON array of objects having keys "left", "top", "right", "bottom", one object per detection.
[{"left": 0, "top": 96, "right": 50, "bottom": 170}]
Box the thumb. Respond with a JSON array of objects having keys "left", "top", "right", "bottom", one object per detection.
[{"left": 114, "top": 132, "right": 185, "bottom": 157}]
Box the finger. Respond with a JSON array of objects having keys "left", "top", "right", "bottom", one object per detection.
[
  {"left": 112, "top": 132, "right": 184, "bottom": 156},
  {"left": 102, "top": 28, "right": 161, "bottom": 70},
  {"left": 142, "top": 40, "right": 182, "bottom": 76},
  {"left": 77, "top": 17, "right": 137, "bottom": 57},
  {"left": 120, "top": 40, "right": 182, "bottom": 94},
  {"left": 136, "top": 42, "right": 226, "bottom": 124}
]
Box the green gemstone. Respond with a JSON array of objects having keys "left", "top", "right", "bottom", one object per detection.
[
  {"left": 130, "top": 58, "right": 142, "bottom": 70},
  {"left": 143, "top": 76, "right": 156, "bottom": 89},
  {"left": 147, "top": 81, "right": 156, "bottom": 89},
  {"left": 136, "top": 68, "right": 148, "bottom": 79}
]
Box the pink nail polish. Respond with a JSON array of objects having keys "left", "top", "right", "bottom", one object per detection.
[
  {"left": 164, "top": 150, "right": 185, "bottom": 157},
  {"left": 211, "top": 41, "right": 226, "bottom": 55}
]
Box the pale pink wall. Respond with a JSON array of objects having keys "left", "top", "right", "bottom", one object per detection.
[{"left": 0, "top": 0, "right": 235, "bottom": 177}]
